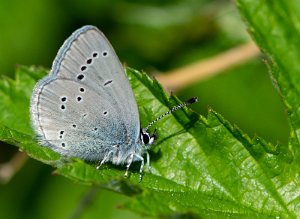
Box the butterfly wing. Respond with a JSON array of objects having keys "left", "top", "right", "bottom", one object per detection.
[{"left": 30, "top": 26, "right": 140, "bottom": 161}]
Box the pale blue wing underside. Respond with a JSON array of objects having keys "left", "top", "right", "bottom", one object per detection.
[{"left": 30, "top": 26, "right": 140, "bottom": 161}]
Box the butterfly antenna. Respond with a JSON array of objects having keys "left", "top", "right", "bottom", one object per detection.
[{"left": 144, "top": 97, "right": 198, "bottom": 131}]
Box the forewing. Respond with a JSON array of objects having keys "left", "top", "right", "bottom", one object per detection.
[{"left": 30, "top": 26, "right": 140, "bottom": 161}]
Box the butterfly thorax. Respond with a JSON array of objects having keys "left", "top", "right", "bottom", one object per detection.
[{"left": 107, "top": 129, "right": 155, "bottom": 165}]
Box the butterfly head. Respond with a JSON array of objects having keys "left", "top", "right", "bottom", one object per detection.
[
  {"left": 139, "top": 97, "right": 198, "bottom": 148},
  {"left": 140, "top": 128, "right": 157, "bottom": 147}
]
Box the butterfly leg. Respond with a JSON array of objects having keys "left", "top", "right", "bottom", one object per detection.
[
  {"left": 124, "top": 153, "right": 134, "bottom": 178},
  {"left": 96, "top": 150, "right": 114, "bottom": 169},
  {"left": 146, "top": 152, "right": 152, "bottom": 173},
  {"left": 133, "top": 154, "right": 144, "bottom": 182}
]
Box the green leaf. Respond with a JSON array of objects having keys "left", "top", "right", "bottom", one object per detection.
[
  {"left": 1, "top": 63, "right": 298, "bottom": 218},
  {"left": 236, "top": 0, "right": 300, "bottom": 217}
]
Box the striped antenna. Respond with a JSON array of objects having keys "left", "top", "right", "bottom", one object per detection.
[{"left": 143, "top": 97, "right": 198, "bottom": 131}]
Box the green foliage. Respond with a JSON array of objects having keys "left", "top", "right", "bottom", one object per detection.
[
  {"left": 1, "top": 1, "right": 300, "bottom": 218},
  {"left": 0, "top": 61, "right": 297, "bottom": 218}
]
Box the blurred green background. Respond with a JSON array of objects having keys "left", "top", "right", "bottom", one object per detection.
[{"left": 0, "top": 0, "right": 289, "bottom": 218}]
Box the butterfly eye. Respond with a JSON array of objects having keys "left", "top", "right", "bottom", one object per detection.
[{"left": 141, "top": 132, "right": 150, "bottom": 145}]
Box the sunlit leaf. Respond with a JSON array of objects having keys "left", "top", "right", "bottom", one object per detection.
[{"left": 0, "top": 64, "right": 297, "bottom": 218}]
